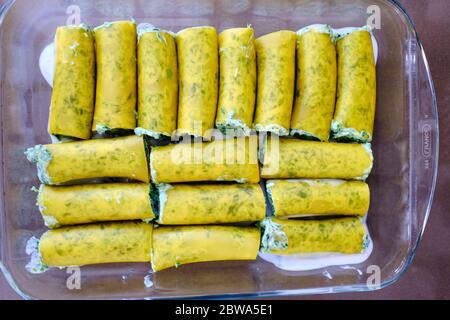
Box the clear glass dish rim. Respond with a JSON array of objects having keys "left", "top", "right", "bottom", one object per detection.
[{"left": 0, "top": 0, "right": 439, "bottom": 300}]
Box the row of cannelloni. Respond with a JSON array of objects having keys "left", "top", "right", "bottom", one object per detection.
[
  {"left": 25, "top": 21, "right": 377, "bottom": 273},
  {"left": 30, "top": 222, "right": 260, "bottom": 273},
  {"left": 25, "top": 135, "right": 373, "bottom": 271},
  {"left": 31, "top": 216, "right": 368, "bottom": 272},
  {"left": 48, "top": 22, "right": 376, "bottom": 143},
  {"left": 25, "top": 136, "right": 372, "bottom": 186}
]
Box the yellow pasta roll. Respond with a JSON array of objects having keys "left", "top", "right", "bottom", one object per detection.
[
  {"left": 25, "top": 135, "right": 149, "bottom": 185},
  {"left": 254, "top": 30, "right": 296, "bottom": 135},
  {"left": 37, "top": 183, "right": 154, "bottom": 228},
  {"left": 291, "top": 25, "right": 337, "bottom": 141},
  {"left": 260, "top": 217, "right": 368, "bottom": 255},
  {"left": 136, "top": 25, "right": 178, "bottom": 138},
  {"left": 332, "top": 26, "right": 376, "bottom": 142},
  {"left": 153, "top": 183, "right": 265, "bottom": 225},
  {"left": 176, "top": 26, "right": 218, "bottom": 138},
  {"left": 150, "top": 136, "right": 259, "bottom": 183},
  {"left": 266, "top": 179, "right": 370, "bottom": 218},
  {"left": 49, "top": 25, "right": 95, "bottom": 140},
  {"left": 92, "top": 21, "right": 137, "bottom": 132},
  {"left": 260, "top": 138, "right": 373, "bottom": 180},
  {"left": 39, "top": 222, "right": 153, "bottom": 267},
  {"left": 216, "top": 27, "right": 256, "bottom": 136},
  {"left": 151, "top": 225, "right": 260, "bottom": 271}
]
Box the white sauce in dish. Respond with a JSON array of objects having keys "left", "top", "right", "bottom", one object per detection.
[
  {"left": 39, "top": 42, "right": 55, "bottom": 87},
  {"left": 144, "top": 274, "right": 154, "bottom": 288},
  {"left": 259, "top": 228, "right": 373, "bottom": 271},
  {"left": 259, "top": 217, "right": 373, "bottom": 271}
]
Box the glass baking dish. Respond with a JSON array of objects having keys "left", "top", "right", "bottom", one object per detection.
[{"left": 0, "top": 0, "right": 438, "bottom": 299}]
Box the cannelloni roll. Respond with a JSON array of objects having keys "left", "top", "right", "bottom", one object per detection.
[
  {"left": 25, "top": 135, "right": 149, "bottom": 184},
  {"left": 49, "top": 24, "right": 95, "bottom": 140},
  {"left": 92, "top": 21, "right": 137, "bottom": 133},
  {"left": 151, "top": 225, "right": 260, "bottom": 271},
  {"left": 260, "top": 138, "right": 373, "bottom": 180},
  {"left": 260, "top": 217, "right": 368, "bottom": 255},
  {"left": 291, "top": 25, "right": 336, "bottom": 141},
  {"left": 36, "top": 183, "right": 154, "bottom": 228},
  {"left": 332, "top": 26, "right": 376, "bottom": 142},
  {"left": 136, "top": 25, "right": 178, "bottom": 139},
  {"left": 254, "top": 30, "right": 296, "bottom": 135},
  {"left": 152, "top": 183, "right": 265, "bottom": 225},
  {"left": 266, "top": 179, "right": 370, "bottom": 218},
  {"left": 150, "top": 137, "right": 259, "bottom": 183},
  {"left": 215, "top": 27, "right": 256, "bottom": 136},
  {"left": 176, "top": 26, "right": 218, "bottom": 138},
  {"left": 38, "top": 222, "right": 153, "bottom": 267}
]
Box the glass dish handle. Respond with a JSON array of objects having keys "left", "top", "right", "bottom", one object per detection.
[
  {"left": 409, "top": 38, "right": 439, "bottom": 249},
  {"left": 0, "top": 0, "right": 15, "bottom": 272}
]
